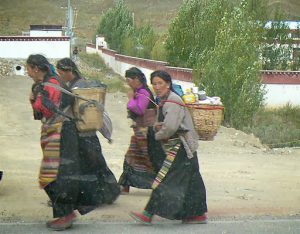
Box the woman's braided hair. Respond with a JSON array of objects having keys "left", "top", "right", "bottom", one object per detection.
[{"left": 56, "top": 57, "right": 83, "bottom": 80}]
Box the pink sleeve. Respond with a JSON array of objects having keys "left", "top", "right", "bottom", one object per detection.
[{"left": 127, "top": 89, "right": 150, "bottom": 115}]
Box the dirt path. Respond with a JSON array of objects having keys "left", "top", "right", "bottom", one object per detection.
[{"left": 0, "top": 76, "right": 299, "bottom": 222}]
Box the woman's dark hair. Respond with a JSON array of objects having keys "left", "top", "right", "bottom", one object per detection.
[
  {"left": 125, "top": 67, "right": 156, "bottom": 120},
  {"left": 150, "top": 70, "right": 184, "bottom": 98},
  {"left": 125, "top": 67, "right": 147, "bottom": 86},
  {"left": 26, "top": 54, "right": 55, "bottom": 75},
  {"left": 56, "top": 57, "right": 82, "bottom": 80},
  {"left": 27, "top": 54, "right": 73, "bottom": 113},
  {"left": 150, "top": 70, "right": 176, "bottom": 92}
]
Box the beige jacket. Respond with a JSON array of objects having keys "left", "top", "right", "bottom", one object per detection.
[{"left": 155, "top": 91, "right": 199, "bottom": 158}]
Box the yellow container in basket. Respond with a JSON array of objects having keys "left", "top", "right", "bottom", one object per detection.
[{"left": 182, "top": 89, "right": 196, "bottom": 104}]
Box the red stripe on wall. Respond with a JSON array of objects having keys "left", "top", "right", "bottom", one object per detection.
[
  {"left": 101, "top": 48, "right": 117, "bottom": 56},
  {"left": 261, "top": 71, "right": 300, "bottom": 84},
  {"left": 86, "top": 43, "right": 300, "bottom": 85},
  {"left": 116, "top": 54, "right": 168, "bottom": 71},
  {"left": 86, "top": 43, "right": 96, "bottom": 49},
  {"left": 165, "top": 66, "right": 193, "bottom": 82},
  {"left": 0, "top": 36, "right": 70, "bottom": 41}
]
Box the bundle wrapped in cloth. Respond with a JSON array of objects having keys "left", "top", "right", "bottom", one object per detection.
[{"left": 198, "top": 96, "right": 222, "bottom": 105}]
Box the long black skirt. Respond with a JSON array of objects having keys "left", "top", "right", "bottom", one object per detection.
[
  {"left": 145, "top": 141, "right": 207, "bottom": 220},
  {"left": 77, "top": 134, "right": 120, "bottom": 205},
  {"left": 44, "top": 121, "right": 81, "bottom": 218},
  {"left": 45, "top": 122, "right": 120, "bottom": 218}
]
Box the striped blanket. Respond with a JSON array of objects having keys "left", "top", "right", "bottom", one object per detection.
[
  {"left": 152, "top": 138, "right": 181, "bottom": 189},
  {"left": 125, "top": 126, "right": 153, "bottom": 173},
  {"left": 39, "top": 122, "right": 62, "bottom": 188}
]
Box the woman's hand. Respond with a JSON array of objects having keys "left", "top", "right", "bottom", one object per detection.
[
  {"left": 127, "top": 90, "right": 135, "bottom": 99},
  {"left": 29, "top": 92, "right": 35, "bottom": 104},
  {"left": 154, "top": 122, "right": 163, "bottom": 132}
]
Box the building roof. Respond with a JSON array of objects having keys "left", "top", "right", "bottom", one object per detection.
[{"left": 30, "top": 25, "right": 63, "bottom": 31}]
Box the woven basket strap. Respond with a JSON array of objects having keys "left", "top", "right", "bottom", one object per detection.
[
  {"left": 160, "top": 100, "right": 186, "bottom": 107},
  {"left": 187, "top": 105, "right": 224, "bottom": 110}
]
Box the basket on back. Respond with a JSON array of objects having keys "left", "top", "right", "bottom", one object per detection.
[
  {"left": 186, "top": 104, "right": 224, "bottom": 141},
  {"left": 72, "top": 81, "right": 106, "bottom": 132}
]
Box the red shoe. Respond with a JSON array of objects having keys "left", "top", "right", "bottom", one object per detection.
[
  {"left": 46, "top": 212, "right": 76, "bottom": 231},
  {"left": 182, "top": 214, "right": 208, "bottom": 224},
  {"left": 121, "top": 186, "right": 130, "bottom": 194},
  {"left": 129, "top": 211, "right": 152, "bottom": 225}
]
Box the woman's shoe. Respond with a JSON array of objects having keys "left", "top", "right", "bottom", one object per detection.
[
  {"left": 46, "top": 212, "right": 76, "bottom": 231},
  {"left": 182, "top": 214, "right": 208, "bottom": 224},
  {"left": 129, "top": 211, "right": 152, "bottom": 225}
]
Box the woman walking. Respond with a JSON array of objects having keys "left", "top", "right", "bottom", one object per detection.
[
  {"left": 27, "top": 54, "right": 81, "bottom": 230},
  {"left": 118, "top": 67, "right": 159, "bottom": 193},
  {"left": 130, "top": 70, "right": 208, "bottom": 224},
  {"left": 56, "top": 58, "right": 120, "bottom": 206},
  {"left": 27, "top": 54, "right": 118, "bottom": 231}
]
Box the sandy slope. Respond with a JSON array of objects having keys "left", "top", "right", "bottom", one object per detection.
[{"left": 0, "top": 76, "right": 299, "bottom": 223}]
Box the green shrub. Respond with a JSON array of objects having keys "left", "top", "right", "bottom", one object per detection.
[
  {"left": 97, "top": 0, "right": 134, "bottom": 52},
  {"left": 194, "top": 2, "right": 265, "bottom": 129},
  {"left": 122, "top": 23, "right": 158, "bottom": 59},
  {"left": 151, "top": 34, "right": 168, "bottom": 61},
  {"left": 244, "top": 105, "right": 300, "bottom": 148}
]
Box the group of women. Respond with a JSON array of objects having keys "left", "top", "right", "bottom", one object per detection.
[{"left": 26, "top": 54, "right": 207, "bottom": 231}]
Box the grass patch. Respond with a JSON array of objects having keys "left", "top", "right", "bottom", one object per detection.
[
  {"left": 78, "top": 52, "right": 129, "bottom": 93},
  {"left": 244, "top": 104, "right": 300, "bottom": 148}
]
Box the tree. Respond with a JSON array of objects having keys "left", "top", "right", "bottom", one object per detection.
[
  {"left": 121, "top": 27, "right": 137, "bottom": 56},
  {"left": 97, "top": 0, "right": 133, "bottom": 52},
  {"left": 261, "top": 9, "right": 293, "bottom": 70},
  {"left": 97, "top": 1, "right": 158, "bottom": 58},
  {"left": 165, "top": 0, "right": 232, "bottom": 68},
  {"left": 165, "top": 0, "right": 269, "bottom": 68},
  {"left": 245, "top": 0, "right": 268, "bottom": 21},
  {"left": 136, "top": 24, "right": 158, "bottom": 59},
  {"left": 151, "top": 33, "right": 168, "bottom": 61},
  {"left": 194, "top": 1, "right": 266, "bottom": 129},
  {"left": 122, "top": 24, "right": 157, "bottom": 59}
]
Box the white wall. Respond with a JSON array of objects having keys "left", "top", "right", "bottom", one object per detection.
[
  {"left": 0, "top": 39, "right": 70, "bottom": 59},
  {"left": 96, "top": 36, "right": 107, "bottom": 48},
  {"left": 30, "top": 31, "right": 62, "bottom": 37},
  {"left": 264, "top": 84, "right": 300, "bottom": 107},
  {"left": 115, "top": 62, "right": 194, "bottom": 90},
  {"left": 86, "top": 46, "right": 97, "bottom": 54},
  {"left": 116, "top": 60, "right": 153, "bottom": 82},
  {"left": 86, "top": 44, "right": 300, "bottom": 107}
]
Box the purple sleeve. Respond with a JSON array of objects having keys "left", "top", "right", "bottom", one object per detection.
[{"left": 127, "top": 88, "right": 151, "bottom": 115}]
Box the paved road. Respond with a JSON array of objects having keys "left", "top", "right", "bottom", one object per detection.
[{"left": 1, "top": 218, "right": 299, "bottom": 234}]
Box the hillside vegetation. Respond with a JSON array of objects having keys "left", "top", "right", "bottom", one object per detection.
[{"left": 0, "top": 0, "right": 299, "bottom": 44}]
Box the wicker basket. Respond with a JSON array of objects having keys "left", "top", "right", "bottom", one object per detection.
[
  {"left": 72, "top": 87, "right": 106, "bottom": 132},
  {"left": 186, "top": 103, "right": 224, "bottom": 141}
]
